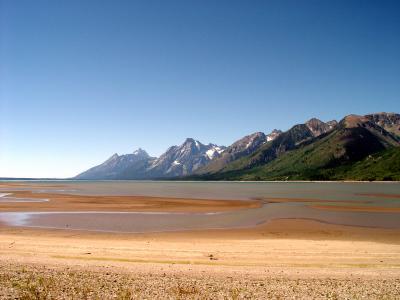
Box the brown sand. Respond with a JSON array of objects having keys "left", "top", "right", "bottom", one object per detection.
[
  {"left": 1, "top": 218, "right": 400, "bottom": 260},
  {"left": 0, "top": 190, "right": 261, "bottom": 212},
  {"left": 0, "top": 182, "right": 65, "bottom": 188},
  {"left": 356, "top": 192, "right": 400, "bottom": 199},
  {"left": 1, "top": 219, "right": 400, "bottom": 299},
  {"left": 265, "top": 197, "right": 370, "bottom": 204},
  {"left": 310, "top": 204, "right": 400, "bottom": 213},
  {"left": 1, "top": 183, "right": 400, "bottom": 298},
  {"left": 266, "top": 196, "right": 400, "bottom": 213}
]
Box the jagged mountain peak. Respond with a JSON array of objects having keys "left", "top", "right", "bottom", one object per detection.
[
  {"left": 305, "top": 118, "right": 336, "bottom": 137},
  {"left": 341, "top": 114, "right": 370, "bottom": 128},
  {"left": 365, "top": 112, "right": 400, "bottom": 137},
  {"left": 205, "top": 144, "right": 225, "bottom": 159},
  {"left": 105, "top": 153, "right": 119, "bottom": 162},
  {"left": 75, "top": 148, "right": 155, "bottom": 180},
  {"left": 326, "top": 120, "right": 338, "bottom": 127},
  {"left": 183, "top": 137, "right": 195, "bottom": 143},
  {"left": 195, "top": 131, "right": 269, "bottom": 175},
  {"left": 182, "top": 138, "right": 202, "bottom": 148},
  {"left": 306, "top": 117, "right": 324, "bottom": 124},
  {"left": 368, "top": 112, "right": 398, "bottom": 117},
  {"left": 269, "top": 129, "right": 282, "bottom": 134},
  {"left": 198, "top": 112, "right": 400, "bottom": 181},
  {"left": 267, "top": 129, "right": 282, "bottom": 141},
  {"left": 75, "top": 111, "right": 399, "bottom": 181},
  {"left": 230, "top": 132, "right": 266, "bottom": 151},
  {"left": 183, "top": 137, "right": 205, "bottom": 145},
  {"left": 339, "top": 114, "right": 400, "bottom": 146},
  {"left": 146, "top": 138, "right": 226, "bottom": 177},
  {"left": 132, "top": 148, "right": 149, "bottom": 157}
]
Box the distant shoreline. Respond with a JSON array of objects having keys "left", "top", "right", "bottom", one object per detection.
[{"left": 1, "top": 178, "right": 400, "bottom": 183}]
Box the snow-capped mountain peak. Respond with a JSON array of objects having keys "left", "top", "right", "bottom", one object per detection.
[
  {"left": 146, "top": 138, "right": 226, "bottom": 177},
  {"left": 205, "top": 145, "right": 225, "bottom": 159}
]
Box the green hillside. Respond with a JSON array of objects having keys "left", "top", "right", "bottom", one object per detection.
[
  {"left": 196, "top": 120, "right": 400, "bottom": 181},
  {"left": 200, "top": 146, "right": 400, "bottom": 182},
  {"left": 335, "top": 147, "right": 400, "bottom": 181},
  {"left": 229, "top": 145, "right": 400, "bottom": 181}
]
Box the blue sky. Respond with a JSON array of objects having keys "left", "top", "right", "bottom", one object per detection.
[{"left": 1, "top": 0, "right": 399, "bottom": 178}]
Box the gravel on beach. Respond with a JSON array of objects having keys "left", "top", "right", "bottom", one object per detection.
[{"left": 1, "top": 261, "right": 399, "bottom": 300}]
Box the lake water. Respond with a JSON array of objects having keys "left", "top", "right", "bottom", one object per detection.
[{"left": 0, "top": 181, "right": 399, "bottom": 232}]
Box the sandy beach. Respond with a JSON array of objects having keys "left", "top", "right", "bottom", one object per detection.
[
  {"left": 1, "top": 219, "right": 400, "bottom": 299},
  {"left": 3, "top": 0, "right": 400, "bottom": 297},
  {"left": 1, "top": 183, "right": 400, "bottom": 299}
]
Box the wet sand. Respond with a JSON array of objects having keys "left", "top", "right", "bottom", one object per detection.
[
  {"left": 1, "top": 182, "right": 400, "bottom": 298},
  {"left": 0, "top": 190, "right": 261, "bottom": 212},
  {"left": 2, "top": 185, "right": 400, "bottom": 232},
  {"left": 311, "top": 204, "right": 400, "bottom": 213},
  {"left": 265, "top": 197, "right": 371, "bottom": 204},
  {"left": 356, "top": 193, "right": 400, "bottom": 199}
]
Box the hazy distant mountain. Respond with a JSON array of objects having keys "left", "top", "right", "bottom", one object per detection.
[
  {"left": 75, "top": 139, "right": 225, "bottom": 179},
  {"left": 75, "top": 148, "right": 155, "bottom": 180},
  {"left": 146, "top": 138, "right": 225, "bottom": 177},
  {"left": 197, "top": 114, "right": 400, "bottom": 181}
]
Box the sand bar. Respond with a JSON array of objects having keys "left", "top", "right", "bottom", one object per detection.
[{"left": 0, "top": 190, "right": 261, "bottom": 212}]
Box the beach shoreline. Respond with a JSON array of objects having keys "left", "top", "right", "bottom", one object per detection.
[
  {"left": 1, "top": 181, "right": 400, "bottom": 298},
  {"left": 1, "top": 218, "right": 400, "bottom": 298}
]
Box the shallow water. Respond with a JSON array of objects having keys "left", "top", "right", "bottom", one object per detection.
[
  {"left": 0, "top": 192, "right": 49, "bottom": 203},
  {"left": 0, "top": 181, "right": 399, "bottom": 232}
]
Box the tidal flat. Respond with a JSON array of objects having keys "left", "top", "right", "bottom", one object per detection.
[{"left": 0, "top": 181, "right": 399, "bottom": 299}]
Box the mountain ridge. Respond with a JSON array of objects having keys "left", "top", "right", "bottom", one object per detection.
[
  {"left": 75, "top": 139, "right": 226, "bottom": 180},
  {"left": 194, "top": 113, "right": 399, "bottom": 181},
  {"left": 75, "top": 112, "right": 400, "bottom": 181}
]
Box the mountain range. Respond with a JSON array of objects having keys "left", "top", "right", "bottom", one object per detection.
[
  {"left": 75, "top": 139, "right": 226, "bottom": 180},
  {"left": 75, "top": 112, "right": 400, "bottom": 181}
]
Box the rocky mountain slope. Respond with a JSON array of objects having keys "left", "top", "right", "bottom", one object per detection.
[
  {"left": 200, "top": 118, "right": 337, "bottom": 175},
  {"left": 75, "top": 112, "right": 399, "bottom": 181},
  {"left": 195, "top": 130, "right": 282, "bottom": 174},
  {"left": 365, "top": 112, "right": 400, "bottom": 138},
  {"left": 198, "top": 114, "right": 399, "bottom": 181},
  {"left": 305, "top": 118, "right": 337, "bottom": 137},
  {"left": 145, "top": 138, "right": 225, "bottom": 177}
]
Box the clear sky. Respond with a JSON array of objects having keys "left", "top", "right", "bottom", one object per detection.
[{"left": 1, "top": 0, "right": 399, "bottom": 178}]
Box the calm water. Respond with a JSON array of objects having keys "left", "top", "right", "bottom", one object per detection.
[{"left": 0, "top": 181, "right": 399, "bottom": 232}]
